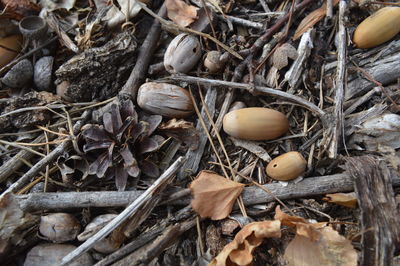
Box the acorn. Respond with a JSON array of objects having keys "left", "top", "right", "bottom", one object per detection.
[
  {"left": 204, "top": 51, "right": 225, "bottom": 73},
  {"left": 223, "top": 107, "right": 289, "bottom": 140},
  {"left": 34, "top": 56, "right": 54, "bottom": 91},
  {"left": 0, "top": 35, "right": 22, "bottom": 68},
  {"left": 137, "top": 82, "right": 194, "bottom": 118},
  {"left": 24, "top": 244, "right": 93, "bottom": 266},
  {"left": 228, "top": 101, "right": 247, "bottom": 112},
  {"left": 2, "top": 59, "right": 33, "bottom": 88},
  {"left": 266, "top": 151, "right": 306, "bottom": 181},
  {"left": 164, "top": 33, "right": 202, "bottom": 74},
  {"left": 353, "top": 7, "right": 400, "bottom": 49},
  {"left": 39, "top": 213, "right": 81, "bottom": 243}
]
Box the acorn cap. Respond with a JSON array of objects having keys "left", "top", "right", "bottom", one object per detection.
[{"left": 19, "top": 16, "right": 48, "bottom": 41}]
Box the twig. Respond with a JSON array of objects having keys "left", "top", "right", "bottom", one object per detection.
[
  {"left": 119, "top": 4, "right": 166, "bottom": 98},
  {"left": 60, "top": 156, "right": 185, "bottom": 266},
  {"left": 0, "top": 111, "right": 90, "bottom": 197},
  {"left": 178, "top": 87, "right": 217, "bottom": 179},
  {"left": 327, "top": 0, "right": 347, "bottom": 159},
  {"left": 0, "top": 135, "right": 44, "bottom": 183},
  {"left": 233, "top": 0, "right": 315, "bottom": 81},
  {"left": 167, "top": 75, "right": 325, "bottom": 117}
]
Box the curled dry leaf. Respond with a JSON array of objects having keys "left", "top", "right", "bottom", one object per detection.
[
  {"left": 274, "top": 206, "right": 357, "bottom": 266},
  {"left": 323, "top": 192, "right": 358, "bottom": 208},
  {"left": 166, "top": 0, "right": 198, "bottom": 27},
  {"left": 159, "top": 118, "right": 199, "bottom": 150},
  {"left": 105, "top": 0, "right": 143, "bottom": 28},
  {"left": 272, "top": 43, "right": 298, "bottom": 70},
  {"left": 293, "top": 0, "right": 339, "bottom": 40},
  {"left": 189, "top": 171, "right": 245, "bottom": 220},
  {"left": 209, "top": 220, "right": 281, "bottom": 266}
]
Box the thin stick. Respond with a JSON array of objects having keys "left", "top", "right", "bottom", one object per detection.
[
  {"left": 328, "top": 0, "right": 347, "bottom": 159},
  {"left": 60, "top": 156, "right": 185, "bottom": 266},
  {"left": 168, "top": 75, "right": 325, "bottom": 117}
]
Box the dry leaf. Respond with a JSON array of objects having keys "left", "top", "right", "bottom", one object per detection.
[
  {"left": 159, "top": 118, "right": 199, "bottom": 150},
  {"left": 323, "top": 192, "right": 358, "bottom": 208},
  {"left": 209, "top": 220, "right": 281, "bottom": 266},
  {"left": 1, "top": 0, "right": 41, "bottom": 19},
  {"left": 105, "top": 0, "right": 143, "bottom": 28},
  {"left": 272, "top": 43, "right": 298, "bottom": 70},
  {"left": 39, "top": 0, "right": 76, "bottom": 11},
  {"left": 293, "top": 0, "right": 339, "bottom": 40},
  {"left": 189, "top": 171, "right": 245, "bottom": 220},
  {"left": 274, "top": 206, "right": 357, "bottom": 266},
  {"left": 166, "top": 0, "right": 198, "bottom": 27}
]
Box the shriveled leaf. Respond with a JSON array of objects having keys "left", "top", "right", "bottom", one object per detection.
[
  {"left": 159, "top": 119, "right": 199, "bottom": 150},
  {"left": 293, "top": 0, "right": 339, "bottom": 40},
  {"left": 210, "top": 220, "right": 281, "bottom": 266},
  {"left": 166, "top": 0, "right": 198, "bottom": 27},
  {"left": 272, "top": 43, "right": 298, "bottom": 70},
  {"left": 189, "top": 171, "right": 245, "bottom": 220},
  {"left": 323, "top": 192, "right": 358, "bottom": 208},
  {"left": 1, "top": 0, "right": 40, "bottom": 19},
  {"left": 274, "top": 206, "right": 357, "bottom": 266},
  {"left": 105, "top": 0, "right": 143, "bottom": 28},
  {"left": 56, "top": 155, "right": 90, "bottom": 183},
  {"left": 285, "top": 226, "right": 357, "bottom": 266}
]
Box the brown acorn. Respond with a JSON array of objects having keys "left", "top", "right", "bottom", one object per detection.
[
  {"left": 266, "top": 151, "right": 306, "bottom": 181},
  {"left": 353, "top": 7, "right": 400, "bottom": 49},
  {"left": 137, "top": 82, "right": 194, "bottom": 118},
  {"left": 164, "top": 33, "right": 202, "bottom": 74},
  {"left": 223, "top": 107, "right": 289, "bottom": 140},
  {"left": 0, "top": 35, "right": 22, "bottom": 68},
  {"left": 39, "top": 213, "right": 81, "bottom": 243}
]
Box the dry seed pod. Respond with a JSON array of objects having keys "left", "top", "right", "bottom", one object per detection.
[
  {"left": 164, "top": 33, "right": 202, "bottom": 74},
  {"left": 2, "top": 59, "right": 33, "bottom": 88},
  {"left": 353, "top": 7, "right": 400, "bottom": 49},
  {"left": 223, "top": 107, "right": 289, "bottom": 140},
  {"left": 0, "top": 35, "right": 22, "bottom": 68},
  {"left": 266, "top": 151, "right": 306, "bottom": 181},
  {"left": 39, "top": 213, "right": 81, "bottom": 243},
  {"left": 24, "top": 244, "right": 93, "bottom": 266},
  {"left": 137, "top": 82, "right": 194, "bottom": 118},
  {"left": 34, "top": 56, "right": 54, "bottom": 91},
  {"left": 204, "top": 51, "right": 225, "bottom": 73}
]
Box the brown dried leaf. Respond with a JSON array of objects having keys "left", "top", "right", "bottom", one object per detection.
[
  {"left": 189, "top": 171, "right": 245, "bottom": 220},
  {"left": 159, "top": 118, "right": 199, "bottom": 150},
  {"left": 209, "top": 220, "right": 281, "bottom": 266},
  {"left": 293, "top": 0, "right": 340, "bottom": 40},
  {"left": 323, "top": 192, "right": 358, "bottom": 208},
  {"left": 272, "top": 43, "right": 298, "bottom": 70},
  {"left": 275, "top": 206, "right": 357, "bottom": 266},
  {"left": 166, "top": 0, "right": 198, "bottom": 27},
  {"left": 1, "top": 0, "right": 40, "bottom": 19}
]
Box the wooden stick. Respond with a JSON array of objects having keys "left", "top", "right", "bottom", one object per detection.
[
  {"left": 167, "top": 75, "right": 325, "bottom": 117},
  {"left": 346, "top": 156, "right": 400, "bottom": 266},
  {"left": 328, "top": 0, "right": 347, "bottom": 158}
]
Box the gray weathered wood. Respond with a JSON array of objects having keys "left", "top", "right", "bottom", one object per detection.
[{"left": 178, "top": 87, "right": 217, "bottom": 179}]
